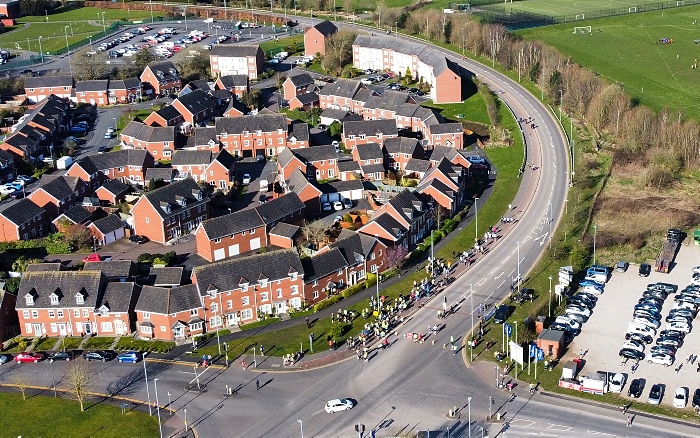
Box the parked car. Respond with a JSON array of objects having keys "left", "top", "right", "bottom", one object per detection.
[
  {"left": 84, "top": 350, "right": 116, "bottom": 362},
  {"left": 104, "top": 132, "right": 115, "bottom": 139},
  {"left": 616, "top": 261, "right": 629, "bottom": 272},
  {"left": 69, "top": 125, "right": 88, "bottom": 133},
  {"left": 648, "top": 384, "right": 664, "bottom": 405},
  {"left": 554, "top": 315, "right": 581, "bottom": 330},
  {"left": 343, "top": 198, "right": 352, "bottom": 209},
  {"left": 628, "top": 378, "right": 644, "bottom": 397},
  {"left": 0, "top": 183, "right": 21, "bottom": 194},
  {"left": 82, "top": 253, "right": 101, "bottom": 262},
  {"left": 639, "top": 263, "right": 652, "bottom": 277},
  {"left": 566, "top": 305, "right": 591, "bottom": 318},
  {"left": 659, "top": 329, "right": 686, "bottom": 339},
  {"left": 692, "top": 388, "right": 700, "bottom": 409},
  {"left": 0, "top": 354, "right": 9, "bottom": 364},
  {"left": 656, "top": 336, "right": 683, "bottom": 348},
  {"left": 322, "top": 202, "right": 332, "bottom": 211},
  {"left": 49, "top": 351, "right": 75, "bottom": 362},
  {"left": 609, "top": 373, "right": 626, "bottom": 393},
  {"left": 129, "top": 235, "right": 149, "bottom": 244},
  {"left": 564, "top": 312, "right": 586, "bottom": 324},
  {"left": 117, "top": 351, "right": 143, "bottom": 363},
  {"left": 619, "top": 348, "right": 644, "bottom": 361},
  {"left": 673, "top": 387, "right": 688, "bottom": 408},
  {"left": 665, "top": 321, "right": 691, "bottom": 333},
  {"left": 625, "top": 332, "right": 653, "bottom": 344},
  {"left": 493, "top": 304, "right": 510, "bottom": 323},
  {"left": 632, "top": 316, "right": 660, "bottom": 329},
  {"left": 15, "top": 352, "right": 44, "bottom": 363},
  {"left": 621, "top": 340, "right": 645, "bottom": 353},
  {"left": 325, "top": 398, "right": 354, "bottom": 413},
  {"left": 15, "top": 175, "right": 35, "bottom": 184},
  {"left": 242, "top": 174, "right": 251, "bottom": 185},
  {"left": 333, "top": 201, "right": 343, "bottom": 211}
]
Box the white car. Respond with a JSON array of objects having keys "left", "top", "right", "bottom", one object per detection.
[
  {"left": 693, "top": 266, "right": 700, "bottom": 275},
  {"left": 673, "top": 301, "right": 697, "bottom": 312},
  {"left": 333, "top": 201, "right": 343, "bottom": 211},
  {"left": 609, "top": 373, "right": 626, "bottom": 393},
  {"left": 632, "top": 317, "right": 660, "bottom": 330},
  {"left": 242, "top": 174, "right": 251, "bottom": 185},
  {"left": 0, "top": 183, "right": 20, "bottom": 194},
  {"left": 674, "top": 387, "right": 688, "bottom": 408},
  {"left": 582, "top": 285, "right": 604, "bottom": 296},
  {"left": 648, "top": 353, "right": 674, "bottom": 367},
  {"left": 621, "top": 340, "right": 645, "bottom": 353},
  {"left": 565, "top": 305, "right": 591, "bottom": 318},
  {"left": 325, "top": 398, "right": 354, "bottom": 413},
  {"left": 666, "top": 321, "right": 691, "bottom": 333},
  {"left": 554, "top": 316, "right": 581, "bottom": 330},
  {"left": 565, "top": 312, "right": 585, "bottom": 324}
]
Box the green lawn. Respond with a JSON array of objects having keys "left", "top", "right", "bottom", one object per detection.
[
  {"left": 517, "top": 5, "right": 700, "bottom": 119},
  {"left": 422, "top": 93, "right": 491, "bottom": 126},
  {"left": 260, "top": 34, "right": 305, "bottom": 56},
  {"left": 23, "top": 6, "right": 161, "bottom": 23},
  {"left": 485, "top": 0, "right": 678, "bottom": 17},
  {"left": 84, "top": 337, "right": 115, "bottom": 350},
  {"left": 115, "top": 338, "right": 175, "bottom": 353},
  {"left": 0, "top": 393, "right": 159, "bottom": 438},
  {"left": 60, "top": 337, "right": 85, "bottom": 351},
  {"left": 33, "top": 337, "right": 58, "bottom": 352}
]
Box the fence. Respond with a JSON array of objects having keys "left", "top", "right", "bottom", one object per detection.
[{"left": 476, "top": 0, "right": 700, "bottom": 29}]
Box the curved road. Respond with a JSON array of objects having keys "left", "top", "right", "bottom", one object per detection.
[{"left": 3, "top": 14, "right": 697, "bottom": 438}]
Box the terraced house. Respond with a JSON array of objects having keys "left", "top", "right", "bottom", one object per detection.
[
  {"left": 66, "top": 149, "right": 155, "bottom": 190},
  {"left": 192, "top": 248, "right": 305, "bottom": 326},
  {"left": 27, "top": 175, "right": 87, "bottom": 220},
  {"left": 119, "top": 121, "right": 176, "bottom": 160},
  {"left": 140, "top": 61, "right": 182, "bottom": 96},
  {"left": 135, "top": 284, "right": 204, "bottom": 341},
  {"left": 0, "top": 198, "right": 46, "bottom": 242},
  {"left": 209, "top": 44, "right": 265, "bottom": 80},
  {"left": 24, "top": 76, "right": 73, "bottom": 104},
  {"left": 107, "top": 77, "right": 142, "bottom": 104},
  {"left": 74, "top": 79, "right": 109, "bottom": 106},
  {"left": 212, "top": 114, "right": 309, "bottom": 158}
]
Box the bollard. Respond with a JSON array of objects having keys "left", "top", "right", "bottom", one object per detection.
[{"left": 496, "top": 412, "right": 501, "bottom": 421}]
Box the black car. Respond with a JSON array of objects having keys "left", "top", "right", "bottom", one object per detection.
[
  {"left": 650, "top": 345, "right": 676, "bottom": 356},
  {"left": 49, "top": 351, "right": 75, "bottom": 362},
  {"left": 83, "top": 350, "right": 116, "bottom": 362},
  {"left": 20, "top": 69, "right": 32, "bottom": 75},
  {"left": 628, "top": 378, "right": 644, "bottom": 398},
  {"left": 567, "top": 297, "right": 594, "bottom": 309},
  {"left": 643, "top": 290, "right": 667, "bottom": 301},
  {"left": 493, "top": 305, "right": 510, "bottom": 323},
  {"left": 656, "top": 336, "right": 683, "bottom": 348},
  {"left": 129, "top": 235, "right": 149, "bottom": 244},
  {"left": 639, "top": 297, "right": 664, "bottom": 307},
  {"left": 693, "top": 388, "right": 700, "bottom": 409},
  {"left": 625, "top": 332, "right": 653, "bottom": 344},
  {"left": 97, "top": 146, "right": 107, "bottom": 153},
  {"left": 639, "top": 263, "right": 651, "bottom": 277},
  {"left": 10, "top": 190, "right": 24, "bottom": 199},
  {"left": 619, "top": 348, "right": 645, "bottom": 361},
  {"left": 659, "top": 329, "right": 686, "bottom": 339}
]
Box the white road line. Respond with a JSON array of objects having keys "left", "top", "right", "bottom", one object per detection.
[
  {"left": 548, "top": 424, "right": 573, "bottom": 431},
  {"left": 498, "top": 280, "right": 505, "bottom": 288},
  {"left": 525, "top": 434, "right": 559, "bottom": 437},
  {"left": 489, "top": 267, "right": 498, "bottom": 275},
  {"left": 477, "top": 278, "right": 487, "bottom": 286},
  {"left": 523, "top": 235, "right": 533, "bottom": 242},
  {"left": 495, "top": 272, "right": 504, "bottom": 279},
  {"left": 511, "top": 419, "right": 537, "bottom": 427}
]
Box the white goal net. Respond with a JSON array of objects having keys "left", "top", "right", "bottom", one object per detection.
[{"left": 573, "top": 26, "right": 592, "bottom": 34}]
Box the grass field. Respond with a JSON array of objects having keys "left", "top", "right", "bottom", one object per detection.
[
  {"left": 23, "top": 6, "right": 159, "bottom": 23},
  {"left": 0, "top": 393, "right": 159, "bottom": 438},
  {"left": 517, "top": 5, "right": 700, "bottom": 119},
  {"left": 490, "top": 0, "right": 675, "bottom": 17}
]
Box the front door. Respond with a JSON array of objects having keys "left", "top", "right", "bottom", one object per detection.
[
  {"left": 58, "top": 323, "right": 67, "bottom": 336},
  {"left": 32, "top": 323, "right": 42, "bottom": 335},
  {"left": 173, "top": 326, "right": 184, "bottom": 338},
  {"left": 83, "top": 323, "right": 92, "bottom": 335},
  {"left": 275, "top": 301, "right": 287, "bottom": 314},
  {"left": 115, "top": 320, "right": 125, "bottom": 335}
]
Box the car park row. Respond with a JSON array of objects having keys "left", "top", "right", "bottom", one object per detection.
[{"left": 0, "top": 350, "right": 143, "bottom": 364}]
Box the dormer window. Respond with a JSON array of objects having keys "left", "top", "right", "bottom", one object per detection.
[
  {"left": 242, "top": 131, "right": 249, "bottom": 137},
  {"left": 240, "top": 283, "right": 249, "bottom": 292},
  {"left": 256, "top": 130, "right": 262, "bottom": 135},
  {"left": 75, "top": 294, "right": 84, "bottom": 305},
  {"left": 24, "top": 294, "right": 34, "bottom": 305},
  {"left": 179, "top": 198, "right": 186, "bottom": 206},
  {"left": 50, "top": 294, "right": 59, "bottom": 305},
  {"left": 160, "top": 202, "right": 171, "bottom": 213}
]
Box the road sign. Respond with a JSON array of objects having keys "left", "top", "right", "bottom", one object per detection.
[
  {"left": 529, "top": 344, "right": 536, "bottom": 358},
  {"left": 505, "top": 324, "right": 512, "bottom": 337}
]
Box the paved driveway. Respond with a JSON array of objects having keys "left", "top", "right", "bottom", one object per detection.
[{"left": 568, "top": 242, "right": 700, "bottom": 409}]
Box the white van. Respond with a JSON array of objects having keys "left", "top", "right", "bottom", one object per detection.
[{"left": 259, "top": 179, "right": 269, "bottom": 191}]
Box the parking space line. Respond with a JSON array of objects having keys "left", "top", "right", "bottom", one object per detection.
[
  {"left": 547, "top": 424, "right": 573, "bottom": 431},
  {"left": 510, "top": 418, "right": 537, "bottom": 427},
  {"left": 477, "top": 277, "right": 487, "bottom": 286}
]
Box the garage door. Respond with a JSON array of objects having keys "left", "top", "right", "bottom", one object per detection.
[
  {"left": 250, "top": 238, "right": 261, "bottom": 250},
  {"left": 214, "top": 248, "right": 225, "bottom": 261},
  {"left": 228, "top": 244, "right": 239, "bottom": 257},
  {"left": 320, "top": 193, "right": 341, "bottom": 203}
]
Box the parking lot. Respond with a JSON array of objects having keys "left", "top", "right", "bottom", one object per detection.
[{"left": 568, "top": 242, "right": 700, "bottom": 409}]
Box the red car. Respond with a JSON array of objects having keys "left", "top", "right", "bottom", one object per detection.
[
  {"left": 15, "top": 352, "right": 44, "bottom": 363},
  {"left": 82, "top": 253, "right": 101, "bottom": 262}
]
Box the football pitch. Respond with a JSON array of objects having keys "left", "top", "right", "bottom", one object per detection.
[
  {"left": 517, "top": 5, "right": 700, "bottom": 119},
  {"left": 488, "top": 0, "right": 690, "bottom": 17}
]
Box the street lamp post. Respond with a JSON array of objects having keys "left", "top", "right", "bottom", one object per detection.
[
  {"left": 153, "top": 378, "right": 163, "bottom": 438},
  {"left": 474, "top": 197, "right": 479, "bottom": 243},
  {"left": 167, "top": 392, "right": 171, "bottom": 415},
  {"left": 49, "top": 359, "right": 57, "bottom": 397},
  {"left": 38, "top": 36, "right": 43, "bottom": 63},
  {"left": 548, "top": 201, "right": 552, "bottom": 250},
  {"left": 558, "top": 89, "right": 563, "bottom": 121},
  {"left": 548, "top": 275, "right": 553, "bottom": 318},
  {"left": 184, "top": 408, "right": 187, "bottom": 431},
  {"left": 469, "top": 284, "right": 474, "bottom": 362},
  {"left": 517, "top": 241, "right": 521, "bottom": 294},
  {"left": 102, "top": 12, "right": 106, "bottom": 33},
  {"left": 297, "top": 419, "right": 304, "bottom": 438},
  {"left": 224, "top": 341, "right": 229, "bottom": 367},
  {"left": 395, "top": 21, "right": 398, "bottom": 39},
  {"left": 142, "top": 358, "right": 152, "bottom": 415},
  {"left": 468, "top": 396, "right": 472, "bottom": 438},
  {"left": 593, "top": 224, "right": 598, "bottom": 265}
]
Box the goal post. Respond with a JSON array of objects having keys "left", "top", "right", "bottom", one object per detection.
[
  {"left": 677, "top": 0, "right": 684, "bottom": 5},
  {"left": 629, "top": 6, "right": 637, "bottom": 12},
  {"left": 504, "top": 0, "right": 513, "bottom": 3},
  {"left": 573, "top": 26, "right": 592, "bottom": 34},
  {"left": 575, "top": 13, "right": 586, "bottom": 20}
]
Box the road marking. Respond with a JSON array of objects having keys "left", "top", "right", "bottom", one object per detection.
[
  {"left": 587, "top": 432, "right": 617, "bottom": 436},
  {"left": 511, "top": 419, "right": 536, "bottom": 427},
  {"left": 534, "top": 232, "right": 549, "bottom": 246},
  {"left": 477, "top": 278, "right": 487, "bottom": 286},
  {"left": 523, "top": 235, "right": 532, "bottom": 242},
  {"left": 497, "top": 279, "right": 505, "bottom": 288},
  {"left": 495, "top": 272, "right": 504, "bottom": 279},
  {"left": 489, "top": 267, "right": 498, "bottom": 275},
  {"left": 548, "top": 424, "right": 573, "bottom": 431},
  {"left": 525, "top": 434, "right": 559, "bottom": 437}
]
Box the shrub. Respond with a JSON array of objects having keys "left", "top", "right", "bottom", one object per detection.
[
  {"left": 313, "top": 294, "right": 343, "bottom": 312},
  {"left": 342, "top": 283, "right": 364, "bottom": 298},
  {"left": 137, "top": 253, "right": 153, "bottom": 264}
]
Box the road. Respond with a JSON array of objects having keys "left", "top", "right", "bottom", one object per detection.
[{"left": 1, "top": 14, "right": 695, "bottom": 438}]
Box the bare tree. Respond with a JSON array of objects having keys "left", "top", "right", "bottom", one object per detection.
[
  {"left": 301, "top": 220, "right": 327, "bottom": 247},
  {"left": 433, "top": 205, "right": 448, "bottom": 230},
  {"left": 64, "top": 360, "right": 94, "bottom": 412},
  {"left": 323, "top": 29, "right": 357, "bottom": 74},
  {"left": 12, "top": 373, "right": 30, "bottom": 400},
  {"left": 73, "top": 49, "right": 108, "bottom": 81}
]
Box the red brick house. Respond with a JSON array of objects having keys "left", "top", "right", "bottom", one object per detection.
[
  {"left": 143, "top": 105, "right": 184, "bottom": 128},
  {"left": 358, "top": 189, "right": 431, "bottom": 249},
  {"left": 289, "top": 92, "right": 319, "bottom": 111},
  {"left": 0, "top": 288, "right": 18, "bottom": 344},
  {"left": 172, "top": 150, "right": 212, "bottom": 182},
  {"left": 24, "top": 76, "right": 74, "bottom": 104},
  {"left": 120, "top": 121, "right": 176, "bottom": 160},
  {"left": 135, "top": 284, "right": 204, "bottom": 341},
  {"left": 278, "top": 145, "right": 337, "bottom": 181},
  {"left": 426, "top": 123, "right": 464, "bottom": 149},
  {"left": 429, "top": 145, "right": 473, "bottom": 169},
  {"left": 170, "top": 89, "right": 218, "bottom": 126},
  {"left": 75, "top": 80, "right": 109, "bottom": 106},
  {"left": 304, "top": 20, "right": 338, "bottom": 57},
  {"left": 319, "top": 78, "right": 364, "bottom": 112},
  {"left": 283, "top": 168, "right": 323, "bottom": 217},
  {"left": 191, "top": 127, "right": 221, "bottom": 152},
  {"left": 210, "top": 45, "right": 265, "bottom": 80},
  {"left": 416, "top": 157, "right": 465, "bottom": 214},
  {"left": 268, "top": 222, "right": 300, "bottom": 249},
  {"left": 66, "top": 149, "right": 155, "bottom": 189},
  {"left": 214, "top": 114, "right": 289, "bottom": 158},
  {"left": 206, "top": 149, "right": 236, "bottom": 191},
  {"left": 52, "top": 205, "right": 92, "bottom": 232},
  {"left": 0, "top": 198, "right": 46, "bottom": 242},
  {"left": 130, "top": 178, "right": 209, "bottom": 244},
  {"left": 352, "top": 142, "right": 385, "bottom": 181},
  {"left": 315, "top": 229, "right": 388, "bottom": 289},
  {"left": 140, "top": 61, "right": 182, "bottom": 96},
  {"left": 342, "top": 119, "right": 397, "bottom": 150},
  {"left": 27, "top": 175, "right": 87, "bottom": 220},
  {"left": 383, "top": 137, "right": 424, "bottom": 172},
  {"left": 195, "top": 192, "right": 305, "bottom": 262},
  {"left": 108, "top": 77, "right": 142, "bottom": 104},
  {"left": 192, "top": 248, "right": 305, "bottom": 326},
  {"left": 301, "top": 247, "right": 348, "bottom": 306},
  {"left": 214, "top": 74, "right": 249, "bottom": 98},
  {"left": 88, "top": 214, "right": 127, "bottom": 246},
  {"left": 276, "top": 147, "right": 306, "bottom": 181},
  {"left": 283, "top": 73, "right": 315, "bottom": 101}
]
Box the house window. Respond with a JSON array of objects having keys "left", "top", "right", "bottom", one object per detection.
[
  {"left": 49, "top": 310, "right": 55, "bottom": 318},
  {"left": 312, "top": 280, "right": 318, "bottom": 287},
  {"left": 190, "top": 322, "right": 203, "bottom": 331},
  {"left": 74, "top": 310, "right": 80, "bottom": 317},
  {"left": 259, "top": 278, "right": 267, "bottom": 287},
  {"left": 290, "top": 285, "right": 299, "bottom": 295},
  {"left": 82, "top": 309, "right": 89, "bottom": 317},
  {"left": 261, "top": 292, "right": 269, "bottom": 301},
  {"left": 57, "top": 310, "right": 64, "bottom": 318},
  {"left": 25, "top": 295, "right": 34, "bottom": 305},
  {"left": 141, "top": 325, "right": 152, "bottom": 334},
  {"left": 241, "top": 309, "right": 253, "bottom": 320},
  {"left": 101, "top": 322, "right": 113, "bottom": 332},
  {"left": 242, "top": 297, "right": 249, "bottom": 305},
  {"left": 22, "top": 310, "right": 29, "bottom": 319},
  {"left": 50, "top": 323, "right": 57, "bottom": 333},
  {"left": 146, "top": 218, "right": 150, "bottom": 223},
  {"left": 337, "top": 268, "right": 343, "bottom": 275},
  {"left": 31, "top": 310, "right": 38, "bottom": 318},
  {"left": 241, "top": 284, "right": 248, "bottom": 292},
  {"left": 370, "top": 264, "right": 377, "bottom": 273},
  {"left": 160, "top": 326, "right": 166, "bottom": 332},
  {"left": 358, "top": 270, "right": 366, "bottom": 279},
  {"left": 210, "top": 316, "right": 222, "bottom": 327},
  {"left": 50, "top": 295, "right": 59, "bottom": 305},
  {"left": 76, "top": 295, "right": 84, "bottom": 305},
  {"left": 214, "top": 238, "right": 222, "bottom": 243},
  {"left": 276, "top": 289, "right": 283, "bottom": 298},
  {"left": 313, "top": 291, "right": 319, "bottom": 299},
  {"left": 25, "top": 323, "right": 32, "bottom": 334},
  {"left": 227, "top": 300, "right": 232, "bottom": 309},
  {"left": 143, "top": 311, "right": 150, "bottom": 318},
  {"left": 211, "top": 303, "right": 218, "bottom": 313}
]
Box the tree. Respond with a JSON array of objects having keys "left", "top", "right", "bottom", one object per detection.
[
  {"left": 443, "top": 20, "right": 453, "bottom": 43},
  {"left": 433, "top": 205, "right": 448, "bottom": 230},
  {"left": 276, "top": 73, "right": 287, "bottom": 90},
  {"left": 301, "top": 220, "right": 327, "bottom": 247},
  {"left": 74, "top": 49, "right": 108, "bottom": 81},
  {"left": 241, "top": 89, "right": 261, "bottom": 110},
  {"left": 64, "top": 360, "right": 94, "bottom": 412},
  {"left": 12, "top": 373, "right": 30, "bottom": 400},
  {"left": 322, "top": 30, "right": 357, "bottom": 74},
  {"left": 328, "top": 120, "right": 342, "bottom": 137},
  {"left": 64, "top": 224, "right": 93, "bottom": 250},
  {"left": 384, "top": 245, "right": 408, "bottom": 270},
  {"left": 132, "top": 49, "right": 156, "bottom": 71},
  {"left": 177, "top": 53, "right": 210, "bottom": 81},
  {"left": 20, "top": 0, "right": 54, "bottom": 16}
]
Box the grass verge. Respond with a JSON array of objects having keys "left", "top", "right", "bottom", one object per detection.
[
  {"left": 115, "top": 338, "right": 174, "bottom": 353},
  {"left": 83, "top": 337, "right": 115, "bottom": 350},
  {"left": 0, "top": 392, "right": 159, "bottom": 438}
]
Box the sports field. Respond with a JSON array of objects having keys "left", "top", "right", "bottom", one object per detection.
[
  {"left": 517, "top": 5, "right": 700, "bottom": 119},
  {"left": 485, "top": 0, "right": 689, "bottom": 17}
]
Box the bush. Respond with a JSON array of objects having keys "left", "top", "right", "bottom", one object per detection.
[
  {"left": 137, "top": 253, "right": 153, "bottom": 264},
  {"left": 342, "top": 283, "right": 364, "bottom": 298},
  {"left": 313, "top": 294, "right": 343, "bottom": 312}
]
